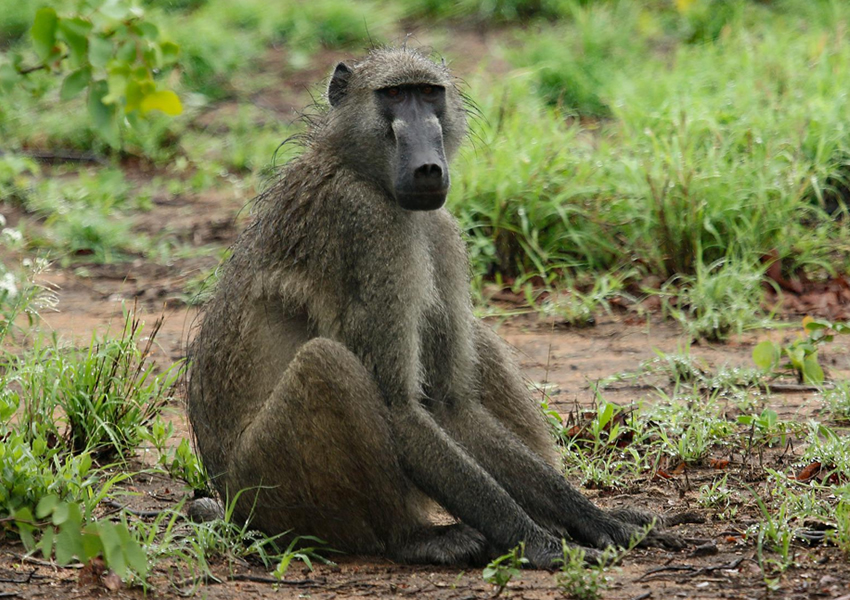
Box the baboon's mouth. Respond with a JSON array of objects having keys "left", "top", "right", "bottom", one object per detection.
[{"left": 396, "top": 189, "right": 448, "bottom": 211}]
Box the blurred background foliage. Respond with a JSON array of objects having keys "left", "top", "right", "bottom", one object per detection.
[{"left": 0, "top": 0, "right": 849, "bottom": 335}]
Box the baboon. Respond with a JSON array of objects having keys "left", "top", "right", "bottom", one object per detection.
[{"left": 187, "top": 47, "right": 684, "bottom": 567}]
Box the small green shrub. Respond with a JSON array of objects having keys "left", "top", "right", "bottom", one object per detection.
[
  {"left": 483, "top": 542, "right": 527, "bottom": 595},
  {"left": 663, "top": 258, "right": 771, "bottom": 341},
  {"left": 13, "top": 312, "right": 183, "bottom": 460}
]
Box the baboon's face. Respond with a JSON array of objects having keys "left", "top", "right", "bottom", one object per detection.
[
  {"left": 375, "top": 83, "right": 450, "bottom": 211},
  {"left": 326, "top": 51, "right": 466, "bottom": 212}
]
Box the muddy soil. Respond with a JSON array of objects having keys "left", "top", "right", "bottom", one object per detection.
[
  {"left": 3, "top": 251, "right": 849, "bottom": 599},
  {"left": 2, "top": 28, "right": 850, "bottom": 600}
]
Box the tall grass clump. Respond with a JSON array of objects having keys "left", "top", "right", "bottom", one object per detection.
[
  {"left": 404, "top": 0, "right": 574, "bottom": 22},
  {"left": 510, "top": 2, "right": 645, "bottom": 117},
  {"left": 450, "top": 74, "right": 620, "bottom": 281},
  {"left": 11, "top": 312, "right": 183, "bottom": 460},
  {"left": 164, "top": 0, "right": 394, "bottom": 97},
  {"left": 458, "top": 1, "right": 850, "bottom": 292}
]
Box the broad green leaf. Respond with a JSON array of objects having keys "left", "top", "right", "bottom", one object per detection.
[
  {"left": 802, "top": 353, "right": 824, "bottom": 384},
  {"left": 160, "top": 41, "right": 179, "bottom": 65},
  {"left": 116, "top": 40, "right": 136, "bottom": 64},
  {"left": 99, "top": 0, "right": 133, "bottom": 21},
  {"left": 36, "top": 495, "right": 59, "bottom": 519},
  {"left": 81, "top": 524, "right": 103, "bottom": 560},
  {"left": 60, "top": 67, "right": 92, "bottom": 101},
  {"left": 124, "top": 78, "right": 143, "bottom": 112},
  {"left": 38, "top": 526, "right": 55, "bottom": 559},
  {"left": 134, "top": 22, "right": 158, "bottom": 41},
  {"left": 99, "top": 523, "right": 128, "bottom": 579},
  {"left": 752, "top": 340, "right": 779, "bottom": 371},
  {"left": 802, "top": 316, "right": 830, "bottom": 332},
  {"left": 103, "top": 71, "right": 128, "bottom": 105},
  {"left": 140, "top": 89, "right": 182, "bottom": 116},
  {"left": 786, "top": 347, "right": 805, "bottom": 370},
  {"left": 52, "top": 502, "right": 70, "bottom": 525},
  {"left": 89, "top": 35, "right": 113, "bottom": 69},
  {"left": 88, "top": 80, "right": 120, "bottom": 147},
  {"left": 55, "top": 525, "right": 85, "bottom": 565},
  {"left": 77, "top": 453, "right": 93, "bottom": 477},
  {"left": 31, "top": 8, "right": 58, "bottom": 61},
  {"left": 760, "top": 409, "right": 777, "bottom": 428},
  {"left": 17, "top": 524, "right": 36, "bottom": 551},
  {"left": 119, "top": 526, "right": 148, "bottom": 577},
  {"left": 13, "top": 507, "right": 35, "bottom": 550},
  {"left": 0, "top": 63, "right": 23, "bottom": 93},
  {"left": 57, "top": 18, "right": 92, "bottom": 68}
]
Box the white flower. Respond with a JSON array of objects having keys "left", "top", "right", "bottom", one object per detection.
[
  {"left": 0, "top": 272, "right": 18, "bottom": 298},
  {"left": 1, "top": 228, "right": 22, "bottom": 244},
  {"left": 0, "top": 214, "right": 6, "bottom": 227}
]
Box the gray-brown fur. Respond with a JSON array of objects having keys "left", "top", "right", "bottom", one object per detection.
[{"left": 187, "top": 47, "right": 683, "bottom": 567}]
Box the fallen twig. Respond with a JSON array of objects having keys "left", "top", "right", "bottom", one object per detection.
[
  {"left": 102, "top": 499, "right": 173, "bottom": 519},
  {"left": 5, "top": 553, "right": 82, "bottom": 570},
  {"left": 176, "top": 572, "right": 321, "bottom": 590},
  {"left": 0, "top": 569, "right": 37, "bottom": 584},
  {"left": 636, "top": 557, "right": 745, "bottom": 582}
]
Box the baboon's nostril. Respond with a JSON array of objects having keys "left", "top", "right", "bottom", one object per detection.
[{"left": 414, "top": 163, "right": 443, "bottom": 180}]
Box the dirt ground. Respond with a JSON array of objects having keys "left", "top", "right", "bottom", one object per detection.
[
  {"left": 3, "top": 242, "right": 850, "bottom": 599},
  {"left": 3, "top": 28, "right": 850, "bottom": 600}
]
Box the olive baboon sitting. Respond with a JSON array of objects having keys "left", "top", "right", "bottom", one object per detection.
[{"left": 187, "top": 47, "right": 684, "bottom": 567}]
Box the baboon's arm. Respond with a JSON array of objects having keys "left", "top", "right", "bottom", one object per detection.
[
  {"left": 390, "top": 402, "right": 564, "bottom": 567},
  {"left": 444, "top": 402, "right": 636, "bottom": 549}
]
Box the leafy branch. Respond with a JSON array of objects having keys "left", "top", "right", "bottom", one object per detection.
[{"left": 0, "top": 0, "right": 182, "bottom": 148}]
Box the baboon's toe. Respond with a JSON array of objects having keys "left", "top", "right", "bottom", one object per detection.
[{"left": 642, "top": 529, "right": 688, "bottom": 550}]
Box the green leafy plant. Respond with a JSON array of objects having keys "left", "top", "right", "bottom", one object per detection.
[
  {"left": 737, "top": 409, "right": 800, "bottom": 449},
  {"left": 821, "top": 379, "right": 850, "bottom": 422},
  {"left": 482, "top": 542, "right": 527, "bottom": 596},
  {"left": 1, "top": 0, "right": 181, "bottom": 147},
  {"left": 753, "top": 317, "right": 850, "bottom": 384},
  {"left": 555, "top": 543, "right": 612, "bottom": 600},
  {"left": 13, "top": 495, "right": 148, "bottom": 583},
  {"left": 272, "top": 535, "right": 337, "bottom": 579}
]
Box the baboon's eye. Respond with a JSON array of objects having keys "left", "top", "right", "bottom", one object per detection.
[
  {"left": 419, "top": 85, "right": 444, "bottom": 101},
  {"left": 386, "top": 87, "right": 401, "bottom": 97}
]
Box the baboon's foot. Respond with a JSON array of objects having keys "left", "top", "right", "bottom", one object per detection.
[
  {"left": 527, "top": 541, "right": 602, "bottom": 569},
  {"left": 606, "top": 506, "right": 659, "bottom": 527},
  {"left": 608, "top": 506, "right": 704, "bottom": 528},
  {"left": 639, "top": 528, "right": 688, "bottom": 550},
  {"left": 390, "top": 523, "right": 492, "bottom": 566},
  {"left": 605, "top": 507, "right": 699, "bottom": 550}
]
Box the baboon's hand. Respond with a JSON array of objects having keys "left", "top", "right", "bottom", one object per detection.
[
  {"left": 523, "top": 537, "right": 569, "bottom": 570},
  {"left": 525, "top": 542, "right": 603, "bottom": 570}
]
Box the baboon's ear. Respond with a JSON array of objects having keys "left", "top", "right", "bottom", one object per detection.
[{"left": 328, "top": 63, "right": 352, "bottom": 107}]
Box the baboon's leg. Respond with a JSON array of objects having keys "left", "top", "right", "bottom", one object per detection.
[
  {"left": 225, "top": 338, "right": 488, "bottom": 564},
  {"left": 391, "top": 523, "right": 494, "bottom": 566},
  {"left": 474, "top": 322, "right": 561, "bottom": 469},
  {"left": 471, "top": 323, "right": 684, "bottom": 550}
]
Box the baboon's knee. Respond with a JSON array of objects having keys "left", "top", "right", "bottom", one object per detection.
[{"left": 285, "top": 338, "right": 383, "bottom": 408}]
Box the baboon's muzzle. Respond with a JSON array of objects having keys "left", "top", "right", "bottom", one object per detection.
[{"left": 393, "top": 111, "right": 450, "bottom": 211}]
